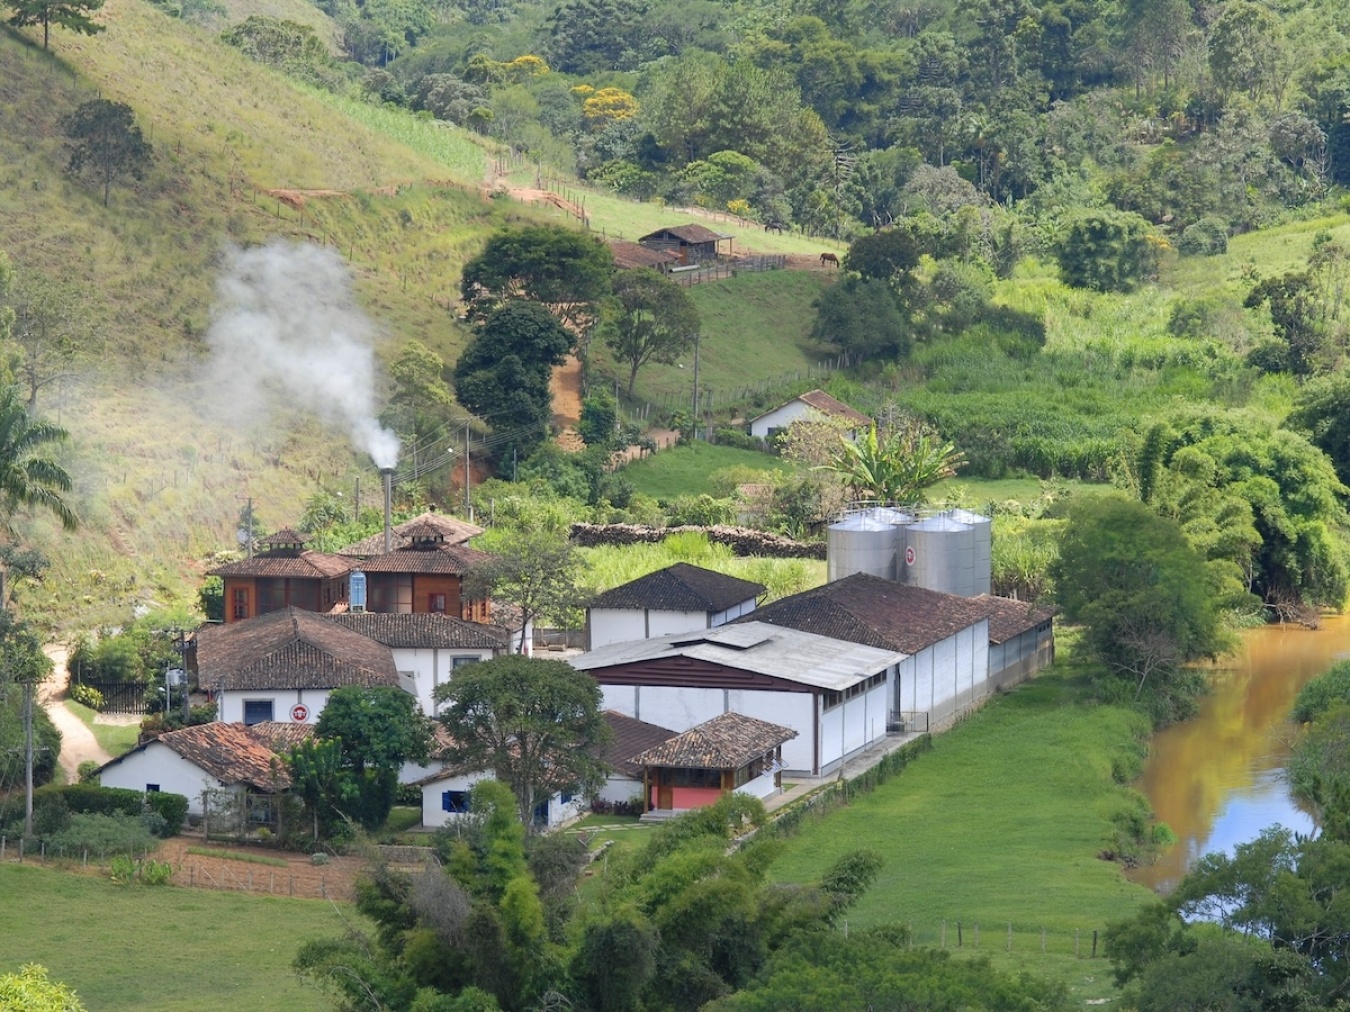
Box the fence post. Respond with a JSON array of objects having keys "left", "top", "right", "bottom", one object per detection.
[
  {"left": 1041, "top": 926, "right": 1046, "bottom": 952},
  {"left": 957, "top": 921, "right": 962, "bottom": 947},
  {"left": 1092, "top": 930, "right": 1098, "bottom": 958},
  {"left": 940, "top": 920, "right": 946, "bottom": 949},
  {"left": 1007, "top": 923, "right": 1012, "bottom": 952},
  {"left": 1075, "top": 928, "right": 1080, "bottom": 957}
]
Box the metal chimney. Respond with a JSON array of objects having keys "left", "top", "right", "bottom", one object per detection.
[{"left": 381, "top": 468, "right": 394, "bottom": 553}]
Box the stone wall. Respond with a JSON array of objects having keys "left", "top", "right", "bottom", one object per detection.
[{"left": 569, "top": 523, "right": 825, "bottom": 559}]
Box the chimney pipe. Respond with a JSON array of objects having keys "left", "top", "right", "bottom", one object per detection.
[{"left": 381, "top": 468, "right": 394, "bottom": 553}]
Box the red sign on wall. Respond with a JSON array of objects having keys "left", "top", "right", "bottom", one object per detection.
[
  {"left": 290, "top": 703, "right": 309, "bottom": 722},
  {"left": 904, "top": 545, "right": 916, "bottom": 566}
]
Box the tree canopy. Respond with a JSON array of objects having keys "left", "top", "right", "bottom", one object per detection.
[
  {"left": 62, "top": 100, "right": 151, "bottom": 208},
  {"left": 604, "top": 268, "right": 701, "bottom": 397},
  {"left": 6, "top": 0, "right": 103, "bottom": 50},
  {"left": 433, "top": 655, "right": 610, "bottom": 826},
  {"left": 0, "top": 385, "right": 78, "bottom": 533},
  {"left": 463, "top": 527, "right": 584, "bottom": 651}
]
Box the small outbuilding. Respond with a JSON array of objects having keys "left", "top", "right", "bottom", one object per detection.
[
  {"left": 95, "top": 721, "right": 301, "bottom": 817},
  {"left": 748, "top": 389, "right": 872, "bottom": 440},
  {"left": 629, "top": 711, "right": 796, "bottom": 816},
  {"left": 596, "top": 710, "right": 680, "bottom": 806},
  {"left": 587, "top": 562, "right": 765, "bottom": 649},
  {"left": 609, "top": 240, "right": 679, "bottom": 273},
  {"left": 638, "top": 224, "right": 733, "bottom": 265}
]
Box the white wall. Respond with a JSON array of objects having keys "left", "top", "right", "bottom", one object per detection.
[
  {"left": 420, "top": 769, "right": 586, "bottom": 830},
  {"left": 749, "top": 401, "right": 812, "bottom": 438},
  {"left": 390, "top": 645, "right": 498, "bottom": 716},
  {"left": 735, "top": 770, "right": 779, "bottom": 800},
  {"left": 648, "top": 610, "right": 708, "bottom": 637},
  {"left": 893, "top": 620, "right": 990, "bottom": 729},
  {"left": 98, "top": 743, "right": 243, "bottom": 817},
  {"left": 217, "top": 688, "right": 331, "bottom": 726},
  {"left": 598, "top": 774, "right": 645, "bottom": 806},
  {"left": 711, "top": 599, "right": 756, "bottom": 626},
  {"left": 590, "top": 609, "right": 648, "bottom": 649}
]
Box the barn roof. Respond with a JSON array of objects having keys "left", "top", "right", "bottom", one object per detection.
[
  {"left": 749, "top": 389, "right": 871, "bottom": 428},
  {"left": 323, "top": 612, "right": 510, "bottom": 650},
  {"left": 356, "top": 543, "right": 495, "bottom": 575},
  {"left": 603, "top": 711, "right": 678, "bottom": 778},
  {"left": 208, "top": 549, "right": 354, "bottom": 580},
  {"left": 339, "top": 512, "right": 484, "bottom": 556},
  {"left": 639, "top": 224, "right": 732, "bottom": 244},
  {"left": 194, "top": 607, "right": 400, "bottom": 691},
  {"left": 609, "top": 240, "right": 679, "bottom": 270},
  {"left": 572, "top": 621, "right": 903, "bottom": 691},
  {"left": 589, "top": 563, "right": 765, "bottom": 614},
  {"left": 743, "top": 573, "right": 989, "bottom": 654},
  {"left": 96, "top": 722, "right": 296, "bottom": 791},
  {"left": 629, "top": 712, "right": 796, "bottom": 770}
]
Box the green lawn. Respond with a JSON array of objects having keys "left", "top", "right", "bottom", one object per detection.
[
  {"left": 621, "top": 442, "right": 791, "bottom": 499},
  {"left": 0, "top": 863, "right": 359, "bottom": 1011},
  {"left": 768, "top": 666, "right": 1156, "bottom": 1001},
  {"left": 592, "top": 270, "right": 838, "bottom": 415},
  {"left": 65, "top": 702, "right": 140, "bottom": 758}
]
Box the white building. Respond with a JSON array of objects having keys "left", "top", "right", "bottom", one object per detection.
[
  {"left": 587, "top": 563, "right": 765, "bottom": 650},
  {"left": 747, "top": 388, "right": 871, "bottom": 440},
  {"left": 416, "top": 768, "right": 586, "bottom": 830},
  {"left": 571, "top": 622, "right": 904, "bottom": 776},
  {"left": 745, "top": 573, "right": 995, "bottom": 731},
  {"left": 95, "top": 721, "right": 308, "bottom": 817}
]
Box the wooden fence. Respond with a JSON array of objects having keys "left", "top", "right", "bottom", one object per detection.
[{"left": 71, "top": 679, "right": 148, "bottom": 715}]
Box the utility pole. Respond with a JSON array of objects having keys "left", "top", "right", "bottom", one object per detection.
[
  {"left": 691, "top": 334, "right": 701, "bottom": 435},
  {"left": 463, "top": 421, "right": 471, "bottom": 518},
  {"left": 353, "top": 476, "right": 360, "bottom": 523},
  {"left": 23, "top": 676, "right": 34, "bottom": 837}
]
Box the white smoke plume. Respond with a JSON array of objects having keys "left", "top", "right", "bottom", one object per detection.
[{"left": 203, "top": 240, "right": 401, "bottom": 468}]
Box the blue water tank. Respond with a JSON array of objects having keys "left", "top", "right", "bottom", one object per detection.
[{"left": 350, "top": 570, "right": 367, "bottom": 612}]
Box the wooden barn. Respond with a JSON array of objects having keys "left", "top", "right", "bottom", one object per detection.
[
  {"left": 609, "top": 240, "right": 679, "bottom": 273},
  {"left": 638, "top": 224, "right": 732, "bottom": 265}
]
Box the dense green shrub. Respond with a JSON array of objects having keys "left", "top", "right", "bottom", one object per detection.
[
  {"left": 67, "top": 683, "right": 105, "bottom": 710},
  {"left": 40, "top": 783, "right": 145, "bottom": 818},
  {"left": 714, "top": 428, "right": 765, "bottom": 452},
  {"left": 45, "top": 812, "right": 160, "bottom": 857},
  {"left": 1176, "top": 217, "right": 1229, "bottom": 256},
  {"left": 145, "top": 791, "right": 188, "bottom": 832},
  {"left": 1055, "top": 210, "right": 1158, "bottom": 293},
  {"left": 1292, "top": 661, "right": 1350, "bottom": 723}
]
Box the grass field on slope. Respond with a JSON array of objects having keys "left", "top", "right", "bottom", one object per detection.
[{"left": 0, "top": 863, "right": 359, "bottom": 1011}]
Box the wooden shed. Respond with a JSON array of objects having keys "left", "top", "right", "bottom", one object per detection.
[{"left": 637, "top": 224, "right": 733, "bottom": 265}]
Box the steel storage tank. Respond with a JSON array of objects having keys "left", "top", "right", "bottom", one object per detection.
[
  {"left": 947, "top": 508, "right": 992, "bottom": 595},
  {"left": 901, "top": 515, "right": 974, "bottom": 595},
  {"left": 827, "top": 513, "right": 897, "bottom": 582}
]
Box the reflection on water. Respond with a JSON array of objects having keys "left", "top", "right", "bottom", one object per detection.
[{"left": 1127, "top": 616, "right": 1350, "bottom": 893}]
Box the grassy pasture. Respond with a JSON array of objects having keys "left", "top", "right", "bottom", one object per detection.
[
  {"left": 767, "top": 662, "right": 1155, "bottom": 1001},
  {"left": 619, "top": 441, "right": 791, "bottom": 498},
  {"left": 0, "top": 862, "right": 357, "bottom": 1011},
  {"left": 65, "top": 701, "right": 139, "bottom": 758}
]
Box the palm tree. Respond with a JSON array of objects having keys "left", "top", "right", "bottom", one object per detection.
[
  {"left": 0, "top": 385, "right": 77, "bottom": 533},
  {"left": 828, "top": 423, "right": 965, "bottom": 503}
]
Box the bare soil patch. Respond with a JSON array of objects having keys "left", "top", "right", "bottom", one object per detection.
[
  {"left": 551, "top": 354, "right": 586, "bottom": 451},
  {"left": 154, "top": 836, "right": 367, "bottom": 901}
]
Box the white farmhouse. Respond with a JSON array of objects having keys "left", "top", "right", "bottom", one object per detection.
[
  {"left": 586, "top": 563, "right": 764, "bottom": 650},
  {"left": 571, "top": 622, "right": 903, "bottom": 776},
  {"left": 747, "top": 388, "right": 871, "bottom": 440},
  {"left": 95, "top": 721, "right": 308, "bottom": 817}
]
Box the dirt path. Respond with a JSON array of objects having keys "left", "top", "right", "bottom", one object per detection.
[
  {"left": 550, "top": 354, "right": 586, "bottom": 451},
  {"left": 39, "top": 645, "right": 114, "bottom": 778}
]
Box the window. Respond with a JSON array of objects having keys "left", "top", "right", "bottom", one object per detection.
[
  {"left": 821, "top": 690, "right": 842, "bottom": 711},
  {"left": 256, "top": 578, "right": 285, "bottom": 614},
  {"left": 667, "top": 768, "right": 722, "bottom": 789},
  {"left": 442, "top": 790, "right": 469, "bottom": 813},
  {"left": 452, "top": 656, "right": 480, "bottom": 670},
  {"left": 428, "top": 593, "right": 447, "bottom": 613},
  {"left": 560, "top": 791, "right": 574, "bottom": 805},
  {"left": 146, "top": 784, "right": 161, "bottom": 793},
  {"left": 242, "top": 700, "right": 274, "bottom": 725},
  {"left": 232, "top": 588, "right": 248, "bottom": 620}
]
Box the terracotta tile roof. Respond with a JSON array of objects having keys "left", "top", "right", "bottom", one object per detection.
[
  {"left": 207, "top": 550, "right": 354, "bottom": 580},
  {"left": 972, "top": 595, "right": 1056, "bottom": 645},
  {"left": 590, "top": 563, "right": 765, "bottom": 613},
  {"left": 629, "top": 712, "right": 796, "bottom": 770},
  {"left": 610, "top": 240, "right": 679, "bottom": 270},
  {"left": 261, "top": 528, "right": 310, "bottom": 547},
  {"left": 194, "top": 607, "right": 400, "bottom": 691},
  {"left": 751, "top": 389, "right": 870, "bottom": 427},
  {"left": 744, "top": 573, "right": 990, "bottom": 654},
  {"left": 323, "top": 612, "right": 510, "bottom": 650},
  {"left": 639, "top": 224, "right": 731, "bottom": 244},
  {"left": 135, "top": 723, "right": 293, "bottom": 791},
  {"left": 603, "top": 711, "right": 677, "bottom": 778},
  {"left": 339, "top": 512, "right": 484, "bottom": 556},
  {"left": 246, "top": 721, "right": 316, "bottom": 753},
  {"left": 356, "top": 543, "right": 495, "bottom": 575}
]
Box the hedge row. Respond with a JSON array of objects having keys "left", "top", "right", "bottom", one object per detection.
[{"left": 34, "top": 783, "right": 189, "bottom": 832}]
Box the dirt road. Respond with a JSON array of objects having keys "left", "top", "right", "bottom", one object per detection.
[{"left": 40, "top": 644, "right": 115, "bottom": 778}]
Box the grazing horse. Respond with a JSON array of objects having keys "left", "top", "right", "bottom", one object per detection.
[
  {"left": 765, "top": 221, "right": 786, "bottom": 234},
  {"left": 820, "top": 252, "right": 840, "bottom": 268}
]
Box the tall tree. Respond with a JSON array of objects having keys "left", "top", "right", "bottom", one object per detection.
[
  {"left": 2, "top": 271, "right": 95, "bottom": 412},
  {"left": 384, "top": 339, "right": 455, "bottom": 456},
  {"left": 826, "top": 423, "right": 965, "bottom": 502},
  {"left": 604, "top": 268, "right": 701, "bottom": 397},
  {"left": 460, "top": 226, "right": 614, "bottom": 341},
  {"left": 62, "top": 100, "right": 151, "bottom": 208},
  {"left": 464, "top": 528, "right": 584, "bottom": 652},
  {"left": 309, "top": 685, "right": 433, "bottom": 830},
  {"left": 433, "top": 655, "right": 610, "bottom": 827},
  {"left": 6, "top": 0, "right": 103, "bottom": 50},
  {"left": 0, "top": 386, "right": 77, "bottom": 533},
  {"left": 1052, "top": 495, "right": 1229, "bottom": 714}
]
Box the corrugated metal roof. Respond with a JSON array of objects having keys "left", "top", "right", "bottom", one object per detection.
[{"left": 571, "top": 621, "right": 903, "bottom": 690}]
